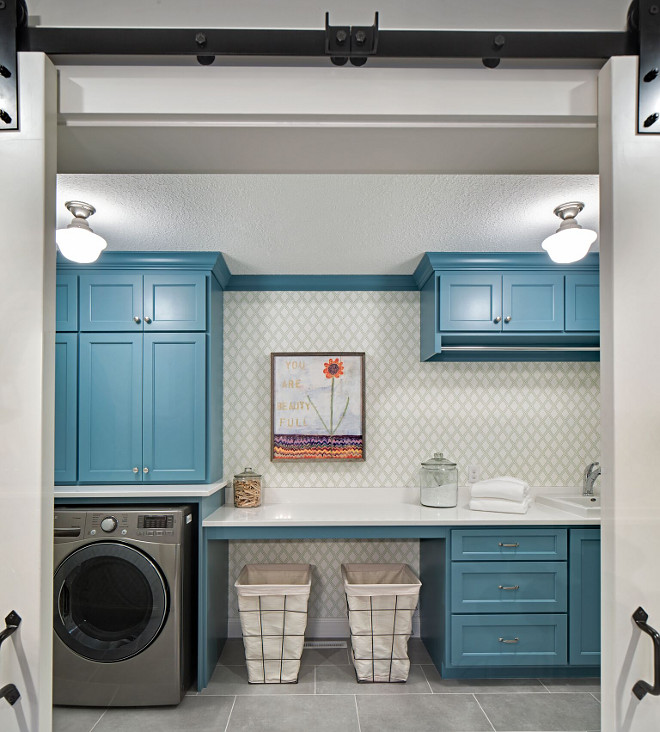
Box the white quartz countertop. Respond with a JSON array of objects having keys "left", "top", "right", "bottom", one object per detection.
[
  {"left": 203, "top": 486, "right": 600, "bottom": 528},
  {"left": 54, "top": 480, "right": 227, "bottom": 499}
]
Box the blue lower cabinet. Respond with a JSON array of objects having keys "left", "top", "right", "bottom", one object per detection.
[
  {"left": 54, "top": 334, "right": 78, "bottom": 483},
  {"left": 451, "top": 528, "right": 567, "bottom": 561},
  {"left": 142, "top": 334, "right": 206, "bottom": 482},
  {"left": 78, "top": 333, "right": 143, "bottom": 483},
  {"left": 451, "top": 561, "right": 567, "bottom": 614},
  {"left": 569, "top": 528, "right": 601, "bottom": 665},
  {"left": 451, "top": 614, "right": 568, "bottom": 667}
]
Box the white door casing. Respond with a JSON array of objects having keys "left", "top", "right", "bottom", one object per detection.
[
  {"left": 599, "top": 56, "right": 660, "bottom": 732},
  {"left": 0, "top": 53, "right": 57, "bottom": 732}
]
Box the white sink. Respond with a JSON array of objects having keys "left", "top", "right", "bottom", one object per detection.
[{"left": 536, "top": 494, "right": 601, "bottom": 517}]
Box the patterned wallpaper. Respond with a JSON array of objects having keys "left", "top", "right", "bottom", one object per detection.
[{"left": 224, "top": 291, "right": 600, "bottom": 622}]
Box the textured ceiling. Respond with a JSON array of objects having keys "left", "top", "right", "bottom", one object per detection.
[{"left": 56, "top": 174, "right": 599, "bottom": 275}]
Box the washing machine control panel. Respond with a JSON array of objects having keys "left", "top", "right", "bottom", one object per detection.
[
  {"left": 55, "top": 508, "right": 189, "bottom": 544},
  {"left": 100, "top": 516, "right": 118, "bottom": 533}
]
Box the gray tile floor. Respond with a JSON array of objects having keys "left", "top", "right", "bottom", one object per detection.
[{"left": 53, "top": 639, "right": 601, "bottom": 732}]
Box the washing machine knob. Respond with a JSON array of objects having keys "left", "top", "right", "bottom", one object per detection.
[{"left": 100, "top": 516, "right": 118, "bottom": 533}]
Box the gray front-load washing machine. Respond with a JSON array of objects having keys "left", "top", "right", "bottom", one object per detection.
[{"left": 53, "top": 506, "right": 193, "bottom": 707}]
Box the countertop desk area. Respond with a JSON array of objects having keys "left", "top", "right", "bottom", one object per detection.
[{"left": 201, "top": 486, "right": 600, "bottom": 689}]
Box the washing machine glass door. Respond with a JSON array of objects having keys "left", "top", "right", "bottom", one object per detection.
[{"left": 53, "top": 542, "right": 168, "bottom": 662}]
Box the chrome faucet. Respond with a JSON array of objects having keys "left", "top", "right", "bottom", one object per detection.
[{"left": 583, "top": 462, "right": 601, "bottom": 496}]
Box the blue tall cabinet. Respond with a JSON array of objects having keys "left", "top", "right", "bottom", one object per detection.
[{"left": 54, "top": 253, "right": 228, "bottom": 485}]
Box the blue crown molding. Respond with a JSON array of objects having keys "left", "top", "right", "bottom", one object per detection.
[
  {"left": 56, "top": 251, "right": 229, "bottom": 278},
  {"left": 224, "top": 275, "right": 418, "bottom": 291},
  {"left": 414, "top": 252, "right": 600, "bottom": 288}
]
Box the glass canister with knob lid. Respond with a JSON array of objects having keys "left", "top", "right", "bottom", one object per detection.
[
  {"left": 233, "top": 467, "right": 262, "bottom": 508},
  {"left": 420, "top": 452, "right": 458, "bottom": 508}
]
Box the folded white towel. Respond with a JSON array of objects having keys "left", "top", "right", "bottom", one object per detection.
[
  {"left": 470, "top": 477, "right": 530, "bottom": 502},
  {"left": 468, "top": 497, "right": 532, "bottom": 515}
]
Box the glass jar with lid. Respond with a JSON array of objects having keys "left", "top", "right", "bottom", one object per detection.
[
  {"left": 420, "top": 452, "right": 458, "bottom": 508},
  {"left": 233, "top": 467, "right": 262, "bottom": 508}
]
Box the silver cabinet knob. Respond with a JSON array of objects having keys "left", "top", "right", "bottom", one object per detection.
[
  {"left": 144, "top": 316, "right": 152, "bottom": 324},
  {"left": 133, "top": 316, "right": 141, "bottom": 324},
  {"left": 132, "top": 466, "right": 139, "bottom": 474},
  {"left": 143, "top": 467, "right": 149, "bottom": 474},
  {"left": 493, "top": 316, "right": 502, "bottom": 323},
  {"left": 504, "top": 316, "right": 512, "bottom": 323}
]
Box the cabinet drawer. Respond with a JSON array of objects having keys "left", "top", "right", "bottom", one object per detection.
[
  {"left": 451, "top": 529, "right": 567, "bottom": 561},
  {"left": 451, "top": 614, "right": 568, "bottom": 667},
  {"left": 451, "top": 562, "right": 567, "bottom": 614}
]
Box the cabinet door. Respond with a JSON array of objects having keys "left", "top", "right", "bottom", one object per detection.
[
  {"left": 143, "top": 274, "right": 206, "bottom": 331},
  {"left": 439, "top": 274, "right": 502, "bottom": 331},
  {"left": 142, "top": 333, "right": 206, "bottom": 482},
  {"left": 56, "top": 274, "right": 78, "bottom": 331},
  {"left": 502, "top": 274, "right": 564, "bottom": 331},
  {"left": 78, "top": 334, "right": 143, "bottom": 482},
  {"left": 54, "top": 334, "right": 78, "bottom": 483},
  {"left": 565, "top": 274, "right": 599, "bottom": 331},
  {"left": 569, "top": 528, "right": 601, "bottom": 665},
  {"left": 79, "top": 274, "right": 143, "bottom": 331}
]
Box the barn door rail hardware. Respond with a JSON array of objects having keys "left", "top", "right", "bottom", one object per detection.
[
  {"left": 0, "top": 0, "right": 27, "bottom": 131},
  {"left": 325, "top": 12, "right": 378, "bottom": 66},
  {"left": 632, "top": 606, "right": 660, "bottom": 700},
  {"left": 635, "top": 0, "right": 660, "bottom": 132},
  {"left": 0, "top": 684, "right": 20, "bottom": 706},
  {"left": 4, "top": 1, "right": 658, "bottom": 132},
  {"left": 0, "top": 610, "right": 21, "bottom": 651}
]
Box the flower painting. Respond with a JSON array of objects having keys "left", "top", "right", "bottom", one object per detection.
[{"left": 271, "top": 352, "right": 365, "bottom": 461}]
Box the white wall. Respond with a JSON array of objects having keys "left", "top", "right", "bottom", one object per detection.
[
  {"left": 28, "top": 0, "right": 629, "bottom": 30},
  {"left": 0, "top": 54, "right": 57, "bottom": 732},
  {"left": 599, "top": 57, "right": 660, "bottom": 732}
]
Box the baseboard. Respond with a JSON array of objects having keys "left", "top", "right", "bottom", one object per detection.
[{"left": 227, "top": 616, "right": 420, "bottom": 638}]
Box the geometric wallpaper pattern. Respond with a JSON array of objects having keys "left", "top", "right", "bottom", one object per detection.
[{"left": 224, "top": 291, "right": 600, "bottom": 619}]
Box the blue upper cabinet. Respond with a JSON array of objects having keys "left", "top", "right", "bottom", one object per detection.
[
  {"left": 142, "top": 333, "right": 206, "bottom": 482},
  {"left": 439, "top": 274, "right": 502, "bottom": 332},
  {"left": 415, "top": 253, "right": 599, "bottom": 361},
  {"left": 78, "top": 333, "right": 144, "bottom": 483},
  {"left": 565, "top": 274, "right": 599, "bottom": 332},
  {"left": 79, "top": 274, "right": 144, "bottom": 331},
  {"left": 54, "top": 334, "right": 78, "bottom": 483},
  {"left": 143, "top": 273, "right": 207, "bottom": 331},
  {"left": 56, "top": 274, "right": 78, "bottom": 331},
  {"left": 503, "top": 274, "right": 564, "bottom": 332}
]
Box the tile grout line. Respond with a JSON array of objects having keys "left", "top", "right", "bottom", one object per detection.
[
  {"left": 472, "top": 693, "right": 496, "bottom": 732},
  {"left": 419, "top": 664, "right": 434, "bottom": 694},
  {"left": 223, "top": 695, "right": 237, "bottom": 732},
  {"left": 354, "top": 694, "right": 362, "bottom": 732},
  {"left": 537, "top": 678, "right": 551, "bottom": 693},
  {"left": 590, "top": 691, "right": 601, "bottom": 703},
  {"left": 88, "top": 708, "right": 108, "bottom": 732},
  {"left": 314, "top": 665, "right": 317, "bottom": 695}
]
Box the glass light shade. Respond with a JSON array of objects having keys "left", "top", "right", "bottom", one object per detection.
[
  {"left": 541, "top": 226, "right": 597, "bottom": 264},
  {"left": 56, "top": 226, "right": 107, "bottom": 263}
]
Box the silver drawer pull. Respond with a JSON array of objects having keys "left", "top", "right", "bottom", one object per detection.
[
  {"left": 498, "top": 542, "right": 519, "bottom": 548},
  {"left": 498, "top": 637, "right": 519, "bottom": 644},
  {"left": 498, "top": 585, "right": 520, "bottom": 591}
]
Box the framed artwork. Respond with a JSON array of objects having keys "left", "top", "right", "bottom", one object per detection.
[{"left": 271, "top": 352, "right": 365, "bottom": 461}]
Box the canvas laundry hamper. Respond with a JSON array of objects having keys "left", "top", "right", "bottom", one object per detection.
[
  {"left": 235, "top": 563, "right": 312, "bottom": 683},
  {"left": 342, "top": 563, "right": 421, "bottom": 682}
]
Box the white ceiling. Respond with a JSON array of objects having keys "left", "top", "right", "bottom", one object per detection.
[{"left": 56, "top": 174, "right": 598, "bottom": 275}]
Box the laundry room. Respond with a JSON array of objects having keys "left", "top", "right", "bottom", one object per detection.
[{"left": 2, "top": 3, "right": 660, "bottom": 732}]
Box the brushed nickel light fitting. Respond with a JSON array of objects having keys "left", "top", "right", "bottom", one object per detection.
[
  {"left": 56, "top": 201, "right": 107, "bottom": 264},
  {"left": 541, "top": 201, "right": 597, "bottom": 264}
]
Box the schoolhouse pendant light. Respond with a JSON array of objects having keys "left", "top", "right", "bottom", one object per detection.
[
  {"left": 541, "top": 201, "right": 597, "bottom": 264},
  {"left": 56, "top": 201, "right": 107, "bottom": 263}
]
